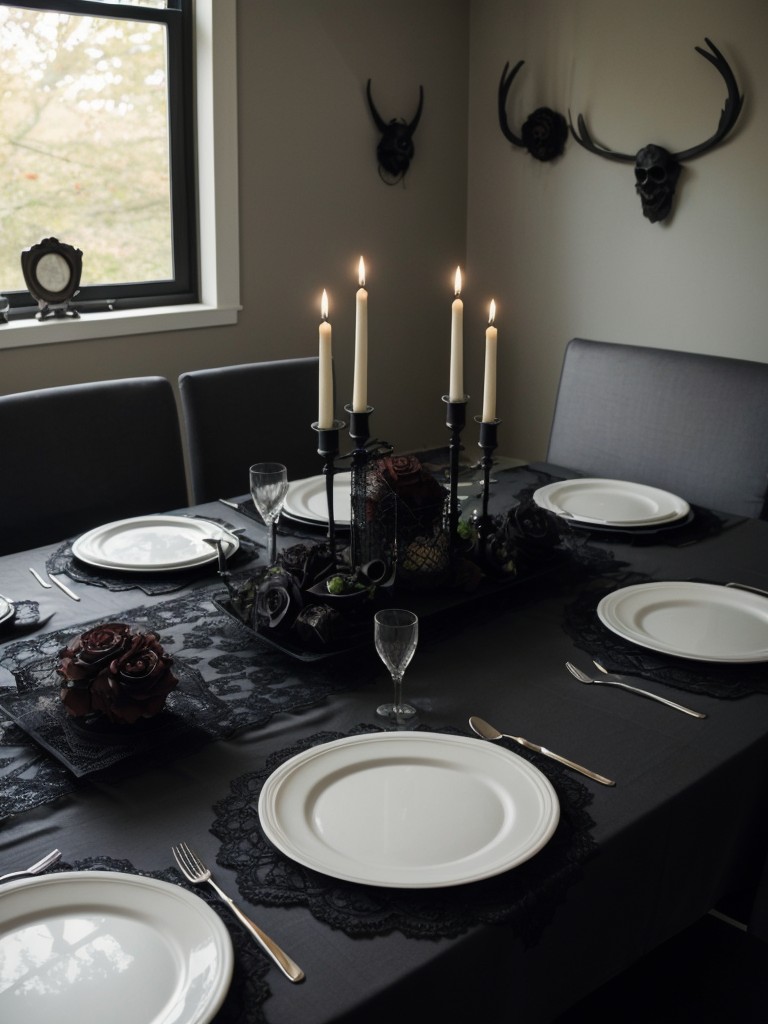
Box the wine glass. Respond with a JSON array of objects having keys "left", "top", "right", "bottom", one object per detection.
[
  {"left": 374, "top": 608, "right": 419, "bottom": 722},
  {"left": 249, "top": 462, "right": 289, "bottom": 565}
]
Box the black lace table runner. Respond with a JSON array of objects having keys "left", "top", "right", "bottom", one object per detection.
[
  {"left": 562, "top": 570, "right": 768, "bottom": 699},
  {"left": 49, "top": 856, "right": 271, "bottom": 1024},
  {"left": 0, "top": 588, "right": 364, "bottom": 819},
  {"left": 211, "top": 724, "right": 598, "bottom": 949}
]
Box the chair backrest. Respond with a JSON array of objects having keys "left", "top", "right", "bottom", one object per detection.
[
  {"left": 546, "top": 338, "right": 768, "bottom": 519},
  {"left": 178, "top": 357, "right": 323, "bottom": 503},
  {"left": 0, "top": 376, "right": 188, "bottom": 555}
]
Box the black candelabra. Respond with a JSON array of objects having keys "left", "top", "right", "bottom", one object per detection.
[
  {"left": 474, "top": 416, "right": 501, "bottom": 557},
  {"left": 443, "top": 394, "right": 468, "bottom": 555},
  {"left": 312, "top": 418, "right": 345, "bottom": 568}
]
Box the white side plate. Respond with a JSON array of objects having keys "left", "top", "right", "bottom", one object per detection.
[
  {"left": 597, "top": 581, "right": 768, "bottom": 662},
  {"left": 282, "top": 473, "right": 352, "bottom": 526},
  {"left": 533, "top": 478, "right": 689, "bottom": 526},
  {"left": 72, "top": 516, "right": 239, "bottom": 572},
  {"left": 259, "top": 732, "right": 559, "bottom": 888},
  {"left": 0, "top": 871, "right": 233, "bottom": 1024}
]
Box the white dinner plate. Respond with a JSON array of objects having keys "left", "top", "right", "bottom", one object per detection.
[
  {"left": 282, "top": 473, "right": 352, "bottom": 527},
  {"left": 533, "top": 478, "right": 690, "bottom": 526},
  {"left": 258, "top": 732, "right": 560, "bottom": 888},
  {"left": 0, "top": 595, "right": 14, "bottom": 626},
  {"left": 0, "top": 871, "right": 233, "bottom": 1024},
  {"left": 72, "top": 516, "right": 239, "bottom": 572},
  {"left": 597, "top": 581, "right": 768, "bottom": 663}
]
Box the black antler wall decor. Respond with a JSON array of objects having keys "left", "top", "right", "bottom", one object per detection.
[
  {"left": 569, "top": 38, "right": 744, "bottom": 223},
  {"left": 498, "top": 60, "right": 568, "bottom": 162},
  {"left": 366, "top": 78, "right": 424, "bottom": 184}
]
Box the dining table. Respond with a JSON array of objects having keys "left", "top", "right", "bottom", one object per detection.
[{"left": 1, "top": 454, "right": 767, "bottom": 1024}]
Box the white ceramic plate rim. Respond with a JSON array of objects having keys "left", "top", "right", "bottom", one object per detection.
[
  {"left": 282, "top": 473, "right": 352, "bottom": 526},
  {"left": 597, "top": 581, "right": 768, "bottom": 662},
  {"left": 533, "top": 478, "right": 690, "bottom": 526},
  {"left": 72, "top": 516, "right": 239, "bottom": 572},
  {"left": 0, "top": 870, "right": 233, "bottom": 1024},
  {"left": 258, "top": 732, "right": 560, "bottom": 888},
  {"left": 0, "top": 595, "right": 13, "bottom": 625}
]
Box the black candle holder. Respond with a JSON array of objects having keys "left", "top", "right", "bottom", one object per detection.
[
  {"left": 474, "top": 416, "right": 501, "bottom": 555},
  {"left": 312, "top": 418, "right": 346, "bottom": 566},
  {"left": 345, "top": 404, "right": 372, "bottom": 570},
  {"left": 443, "top": 395, "right": 469, "bottom": 554}
]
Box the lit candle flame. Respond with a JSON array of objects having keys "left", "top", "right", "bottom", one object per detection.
[
  {"left": 488, "top": 299, "right": 496, "bottom": 325},
  {"left": 454, "top": 266, "right": 462, "bottom": 296},
  {"left": 321, "top": 289, "right": 329, "bottom": 320},
  {"left": 358, "top": 256, "right": 366, "bottom": 288}
]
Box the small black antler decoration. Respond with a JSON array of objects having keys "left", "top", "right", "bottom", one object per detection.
[
  {"left": 569, "top": 38, "right": 744, "bottom": 223},
  {"left": 366, "top": 79, "right": 424, "bottom": 184},
  {"left": 498, "top": 60, "right": 567, "bottom": 162}
]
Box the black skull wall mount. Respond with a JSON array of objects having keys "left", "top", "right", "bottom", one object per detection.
[
  {"left": 569, "top": 38, "right": 744, "bottom": 223},
  {"left": 366, "top": 79, "right": 424, "bottom": 185},
  {"left": 498, "top": 60, "right": 568, "bottom": 162}
]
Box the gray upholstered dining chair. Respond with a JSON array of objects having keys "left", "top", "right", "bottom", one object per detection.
[
  {"left": 0, "top": 376, "right": 189, "bottom": 556},
  {"left": 546, "top": 338, "right": 768, "bottom": 519},
  {"left": 178, "top": 356, "right": 324, "bottom": 503}
]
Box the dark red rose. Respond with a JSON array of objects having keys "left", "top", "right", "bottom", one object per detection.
[
  {"left": 58, "top": 624, "right": 178, "bottom": 724},
  {"left": 253, "top": 569, "right": 304, "bottom": 633}
]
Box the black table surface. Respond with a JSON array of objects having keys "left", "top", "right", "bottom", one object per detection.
[{"left": 2, "top": 460, "right": 767, "bottom": 1024}]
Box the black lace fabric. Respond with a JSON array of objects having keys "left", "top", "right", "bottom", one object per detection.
[
  {"left": 562, "top": 570, "right": 768, "bottom": 699},
  {"left": 0, "top": 588, "right": 362, "bottom": 819},
  {"left": 211, "top": 724, "right": 598, "bottom": 948},
  {"left": 49, "top": 856, "right": 270, "bottom": 1024}
]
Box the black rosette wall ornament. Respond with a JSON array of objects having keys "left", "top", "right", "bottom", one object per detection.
[
  {"left": 498, "top": 60, "right": 568, "bottom": 162},
  {"left": 366, "top": 78, "right": 424, "bottom": 184},
  {"left": 569, "top": 38, "right": 744, "bottom": 223}
]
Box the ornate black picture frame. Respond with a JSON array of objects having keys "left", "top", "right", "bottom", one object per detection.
[{"left": 21, "top": 237, "right": 83, "bottom": 318}]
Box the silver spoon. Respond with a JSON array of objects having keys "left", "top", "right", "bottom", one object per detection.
[
  {"left": 0, "top": 848, "right": 62, "bottom": 884},
  {"left": 565, "top": 661, "right": 706, "bottom": 719},
  {"left": 468, "top": 716, "right": 615, "bottom": 786}
]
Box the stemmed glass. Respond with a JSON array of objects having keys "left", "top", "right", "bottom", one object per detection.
[
  {"left": 249, "top": 462, "right": 289, "bottom": 565},
  {"left": 374, "top": 608, "right": 419, "bottom": 722}
]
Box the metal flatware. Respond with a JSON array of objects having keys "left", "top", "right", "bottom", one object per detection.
[
  {"left": 171, "top": 841, "right": 304, "bottom": 983},
  {"left": 48, "top": 574, "right": 81, "bottom": 601},
  {"left": 468, "top": 715, "right": 616, "bottom": 787},
  {"left": 218, "top": 497, "right": 241, "bottom": 510},
  {"left": 565, "top": 661, "right": 706, "bottom": 719},
  {"left": 0, "top": 848, "right": 62, "bottom": 884},
  {"left": 726, "top": 581, "right": 768, "bottom": 599},
  {"left": 29, "top": 568, "right": 52, "bottom": 589}
]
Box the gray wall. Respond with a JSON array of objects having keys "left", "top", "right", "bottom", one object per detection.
[
  {"left": 467, "top": 0, "right": 768, "bottom": 459},
  {"left": 2, "top": 0, "right": 766, "bottom": 467}
]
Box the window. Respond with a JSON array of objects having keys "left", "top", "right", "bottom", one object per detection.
[{"left": 0, "top": 0, "right": 239, "bottom": 346}]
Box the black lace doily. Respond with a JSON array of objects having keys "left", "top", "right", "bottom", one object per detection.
[
  {"left": 45, "top": 518, "right": 262, "bottom": 595},
  {"left": 48, "top": 856, "right": 271, "bottom": 1024},
  {"left": 211, "top": 724, "right": 598, "bottom": 948},
  {"left": 562, "top": 570, "right": 768, "bottom": 699},
  {"left": 0, "top": 599, "right": 53, "bottom": 638},
  {"left": 0, "top": 588, "right": 367, "bottom": 819}
]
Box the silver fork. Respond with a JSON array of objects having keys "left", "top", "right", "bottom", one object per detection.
[
  {"left": 0, "top": 848, "right": 62, "bottom": 884},
  {"left": 171, "top": 842, "right": 304, "bottom": 983}
]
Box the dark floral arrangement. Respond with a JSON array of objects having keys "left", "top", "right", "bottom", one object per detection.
[
  {"left": 57, "top": 623, "right": 178, "bottom": 724},
  {"left": 227, "top": 542, "right": 373, "bottom": 651}
]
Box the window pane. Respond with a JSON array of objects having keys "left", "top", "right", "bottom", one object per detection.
[{"left": 0, "top": 4, "right": 173, "bottom": 293}]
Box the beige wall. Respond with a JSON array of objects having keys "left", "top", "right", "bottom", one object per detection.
[
  {"left": 2, "top": 0, "right": 767, "bottom": 467},
  {"left": 467, "top": 0, "right": 768, "bottom": 460}
]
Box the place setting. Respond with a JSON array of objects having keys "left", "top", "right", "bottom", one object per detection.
[
  {"left": 39, "top": 514, "right": 258, "bottom": 595},
  {"left": 562, "top": 570, "right": 768, "bottom": 699}
]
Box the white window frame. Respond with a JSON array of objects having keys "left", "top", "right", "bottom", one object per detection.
[{"left": 0, "top": 0, "right": 240, "bottom": 352}]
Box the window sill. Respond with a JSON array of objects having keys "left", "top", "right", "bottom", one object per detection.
[{"left": 0, "top": 302, "right": 241, "bottom": 351}]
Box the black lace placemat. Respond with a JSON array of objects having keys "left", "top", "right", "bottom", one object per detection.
[
  {"left": 49, "top": 856, "right": 271, "bottom": 1024},
  {"left": 211, "top": 724, "right": 598, "bottom": 949},
  {"left": 0, "top": 599, "right": 53, "bottom": 638},
  {"left": 45, "top": 518, "right": 262, "bottom": 595},
  {"left": 562, "top": 571, "right": 768, "bottom": 699},
  {"left": 0, "top": 588, "right": 367, "bottom": 819}
]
